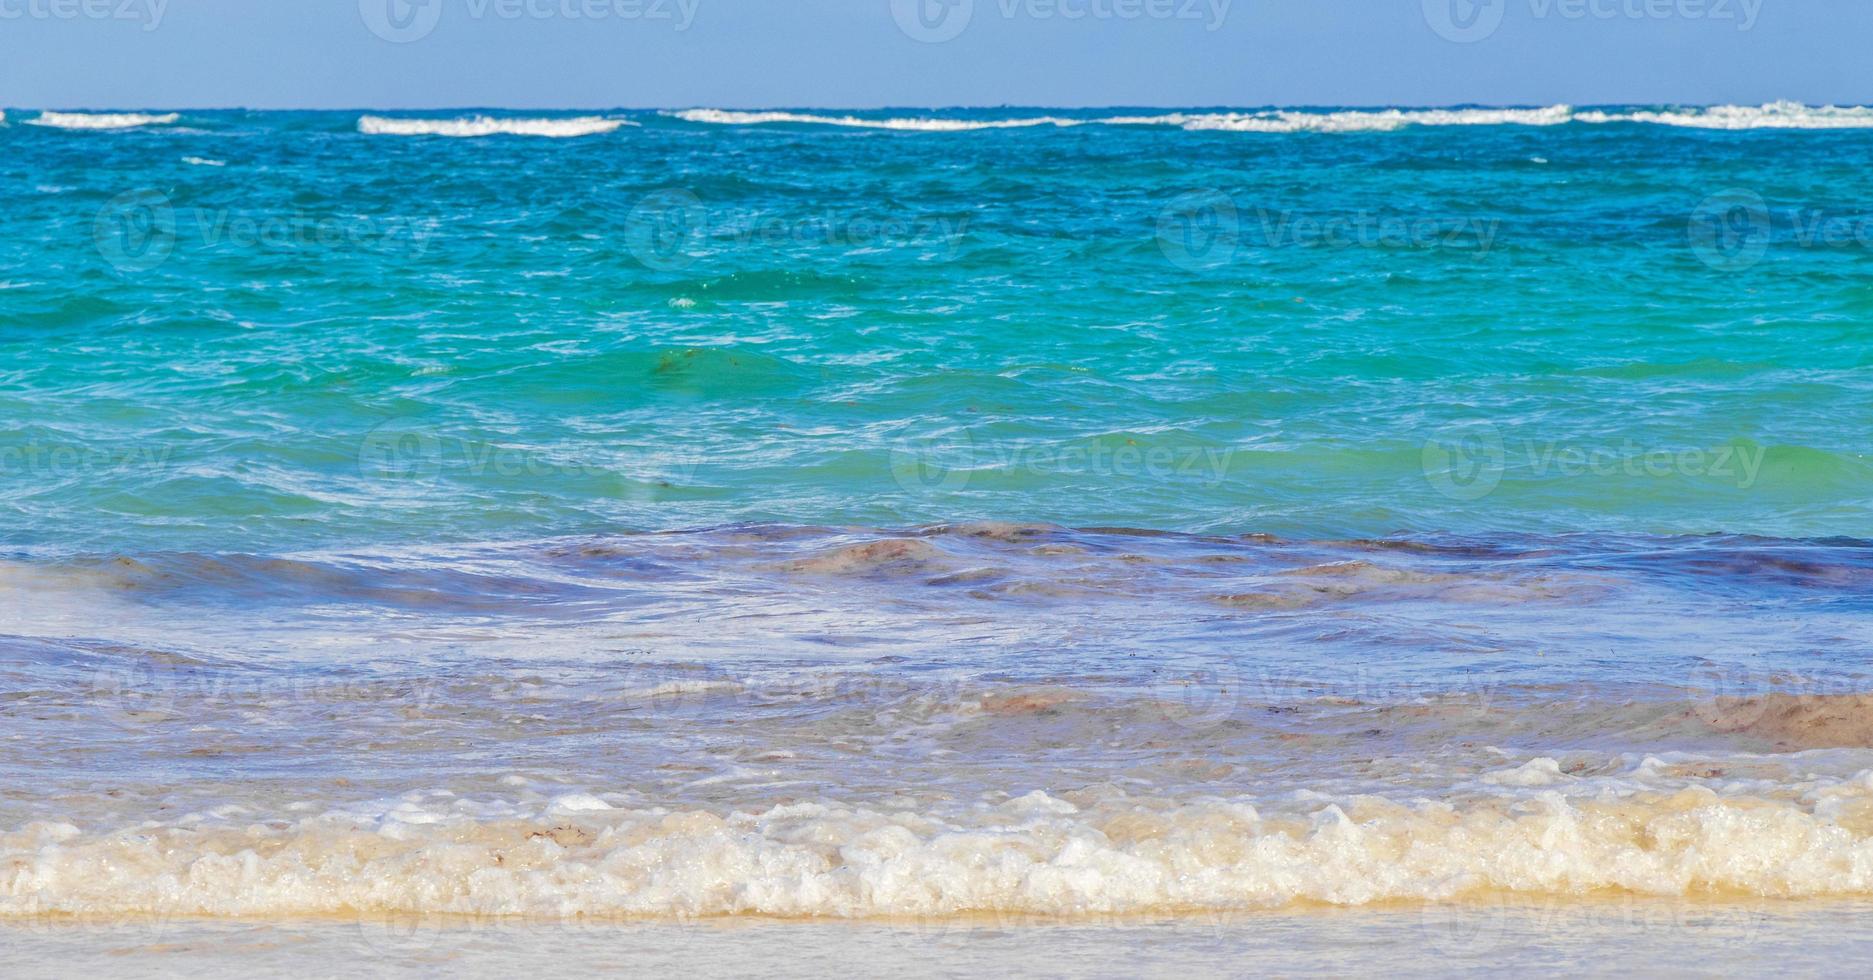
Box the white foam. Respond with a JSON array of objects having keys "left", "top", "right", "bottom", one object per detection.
[
  {"left": 673, "top": 104, "right": 1873, "bottom": 134},
  {"left": 672, "top": 107, "right": 1578, "bottom": 133},
  {"left": 358, "top": 115, "right": 635, "bottom": 138},
  {"left": 670, "top": 109, "right": 1083, "bottom": 131},
  {"left": 549, "top": 793, "right": 614, "bottom": 813},
  {"left": 8, "top": 779, "right": 1873, "bottom": 918},
  {"left": 26, "top": 111, "right": 180, "bottom": 131},
  {"left": 1482, "top": 757, "right": 1569, "bottom": 787},
  {"left": 1578, "top": 101, "right": 1873, "bottom": 129},
  {"left": 183, "top": 156, "right": 225, "bottom": 167},
  {"left": 1212, "top": 106, "right": 1574, "bottom": 132}
]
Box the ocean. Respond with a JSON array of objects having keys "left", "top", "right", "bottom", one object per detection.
[{"left": 2, "top": 103, "right": 1872, "bottom": 974}]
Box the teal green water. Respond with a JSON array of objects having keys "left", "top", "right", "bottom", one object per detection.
[
  {"left": 4, "top": 108, "right": 1870, "bottom": 554},
  {"left": 7, "top": 108, "right": 1873, "bottom": 930}
]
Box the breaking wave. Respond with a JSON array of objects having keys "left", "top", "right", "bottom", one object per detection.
[
  {"left": 9, "top": 774, "right": 1873, "bottom": 918},
  {"left": 25, "top": 111, "right": 181, "bottom": 130},
  {"left": 357, "top": 115, "right": 635, "bottom": 138},
  {"left": 669, "top": 109, "right": 1084, "bottom": 131},
  {"left": 671, "top": 102, "right": 1873, "bottom": 133}
]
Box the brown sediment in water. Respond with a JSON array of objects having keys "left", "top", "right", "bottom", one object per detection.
[
  {"left": 978, "top": 690, "right": 1080, "bottom": 716},
  {"left": 1689, "top": 693, "right": 1873, "bottom": 750},
  {"left": 782, "top": 539, "right": 945, "bottom": 576}
]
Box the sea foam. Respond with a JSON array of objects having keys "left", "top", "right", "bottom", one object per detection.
[
  {"left": 8, "top": 779, "right": 1873, "bottom": 919},
  {"left": 672, "top": 103, "right": 1873, "bottom": 133},
  {"left": 670, "top": 109, "right": 1083, "bottom": 131},
  {"left": 358, "top": 115, "right": 634, "bottom": 138},
  {"left": 1576, "top": 101, "right": 1873, "bottom": 129},
  {"left": 26, "top": 111, "right": 180, "bottom": 130}
]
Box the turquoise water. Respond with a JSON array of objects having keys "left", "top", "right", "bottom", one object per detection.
[
  {"left": 3, "top": 107, "right": 1870, "bottom": 553},
  {"left": 4, "top": 107, "right": 1873, "bottom": 935}
]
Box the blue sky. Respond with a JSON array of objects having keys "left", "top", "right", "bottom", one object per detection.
[{"left": 1, "top": 0, "right": 1866, "bottom": 109}]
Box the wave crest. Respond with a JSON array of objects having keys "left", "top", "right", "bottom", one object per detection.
[
  {"left": 669, "top": 109, "right": 1082, "bottom": 131},
  {"left": 8, "top": 780, "right": 1873, "bottom": 918},
  {"left": 358, "top": 115, "right": 634, "bottom": 138},
  {"left": 25, "top": 112, "right": 180, "bottom": 131},
  {"left": 672, "top": 103, "right": 1873, "bottom": 133}
]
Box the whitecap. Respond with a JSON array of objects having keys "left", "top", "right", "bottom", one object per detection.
[
  {"left": 1579, "top": 101, "right": 1873, "bottom": 129},
  {"left": 672, "top": 103, "right": 1873, "bottom": 134},
  {"left": 358, "top": 115, "right": 635, "bottom": 138},
  {"left": 26, "top": 111, "right": 180, "bottom": 130},
  {"left": 670, "top": 109, "right": 1084, "bottom": 131},
  {"left": 1171, "top": 106, "right": 1579, "bottom": 132}
]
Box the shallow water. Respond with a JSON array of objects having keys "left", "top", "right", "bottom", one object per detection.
[
  {"left": 2, "top": 107, "right": 1873, "bottom": 966},
  {"left": 5, "top": 900, "right": 1873, "bottom": 979}
]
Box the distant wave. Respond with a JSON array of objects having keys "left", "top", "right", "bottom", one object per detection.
[
  {"left": 673, "top": 102, "right": 1873, "bottom": 133},
  {"left": 670, "top": 108, "right": 1083, "bottom": 131},
  {"left": 358, "top": 115, "right": 635, "bottom": 138},
  {"left": 25, "top": 111, "right": 180, "bottom": 130},
  {"left": 1577, "top": 101, "right": 1873, "bottom": 129},
  {"left": 1142, "top": 106, "right": 1579, "bottom": 132}
]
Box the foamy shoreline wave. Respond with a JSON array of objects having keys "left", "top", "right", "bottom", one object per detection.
[
  {"left": 8, "top": 778, "right": 1873, "bottom": 919},
  {"left": 672, "top": 102, "right": 1873, "bottom": 133},
  {"left": 358, "top": 115, "right": 634, "bottom": 138}
]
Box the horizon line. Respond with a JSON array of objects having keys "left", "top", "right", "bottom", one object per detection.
[{"left": 3, "top": 100, "right": 1865, "bottom": 114}]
